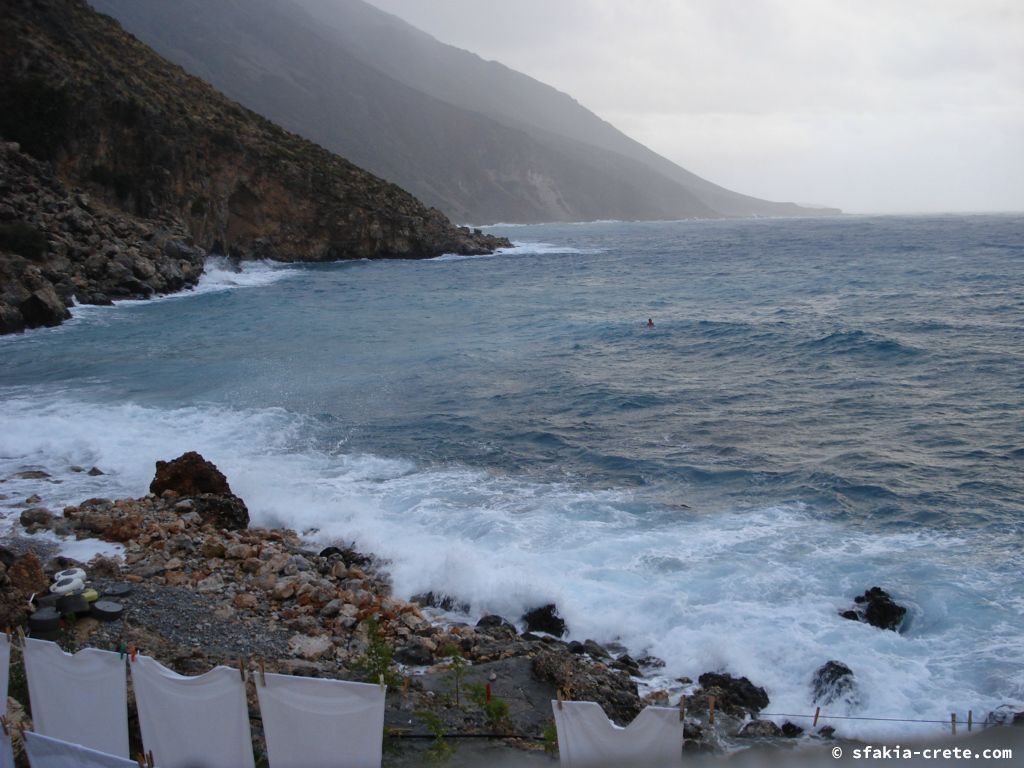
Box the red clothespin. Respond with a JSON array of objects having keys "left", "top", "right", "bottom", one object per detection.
[
  {"left": 485, "top": 683, "right": 492, "bottom": 702},
  {"left": 136, "top": 753, "right": 146, "bottom": 768},
  {"left": 129, "top": 645, "right": 138, "bottom": 662}
]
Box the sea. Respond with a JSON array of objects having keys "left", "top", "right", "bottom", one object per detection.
[{"left": 1, "top": 214, "right": 1022, "bottom": 738}]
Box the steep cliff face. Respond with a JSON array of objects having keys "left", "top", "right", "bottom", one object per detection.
[{"left": 0, "top": 0, "right": 505, "bottom": 270}]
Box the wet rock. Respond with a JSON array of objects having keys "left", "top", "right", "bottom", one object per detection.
[
  {"left": 87, "top": 466, "right": 104, "bottom": 476},
  {"left": 692, "top": 672, "right": 770, "bottom": 717},
  {"left": 20, "top": 507, "right": 54, "bottom": 528},
  {"left": 150, "top": 451, "right": 232, "bottom": 496},
  {"left": 842, "top": 587, "right": 907, "bottom": 631},
  {"left": 522, "top": 603, "right": 566, "bottom": 637},
  {"left": 582, "top": 639, "right": 610, "bottom": 660},
  {"left": 15, "top": 470, "right": 50, "bottom": 480},
  {"left": 411, "top": 591, "right": 470, "bottom": 613},
  {"left": 739, "top": 720, "right": 782, "bottom": 737},
  {"left": 812, "top": 660, "right": 856, "bottom": 706}
]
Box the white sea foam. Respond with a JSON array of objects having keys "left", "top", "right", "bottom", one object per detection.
[
  {"left": 1, "top": 394, "right": 1020, "bottom": 739},
  {"left": 64, "top": 258, "right": 294, "bottom": 323},
  {"left": 432, "top": 241, "right": 600, "bottom": 261}
]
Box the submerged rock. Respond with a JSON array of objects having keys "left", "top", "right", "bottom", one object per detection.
[
  {"left": 812, "top": 660, "right": 857, "bottom": 706},
  {"left": 739, "top": 720, "right": 782, "bottom": 738}
]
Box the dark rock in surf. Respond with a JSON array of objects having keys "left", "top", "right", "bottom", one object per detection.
[
  {"left": 690, "top": 672, "right": 770, "bottom": 717},
  {"left": 781, "top": 721, "right": 804, "bottom": 737},
  {"left": 411, "top": 591, "right": 471, "bottom": 613},
  {"left": 812, "top": 660, "right": 856, "bottom": 706},
  {"left": 842, "top": 587, "right": 906, "bottom": 631},
  {"left": 522, "top": 603, "right": 566, "bottom": 637}
]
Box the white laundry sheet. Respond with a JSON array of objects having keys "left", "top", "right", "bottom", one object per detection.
[
  {"left": 256, "top": 672, "right": 386, "bottom": 768},
  {"left": 23, "top": 639, "right": 129, "bottom": 757},
  {"left": 23, "top": 731, "right": 138, "bottom": 768},
  {"left": 551, "top": 701, "right": 682, "bottom": 768},
  {"left": 131, "top": 655, "right": 254, "bottom": 768},
  {"left": 0, "top": 633, "right": 9, "bottom": 704},
  {"left": 1, "top": 634, "right": 12, "bottom": 768}
]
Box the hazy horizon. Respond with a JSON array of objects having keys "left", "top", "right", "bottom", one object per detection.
[{"left": 363, "top": 0, "right": 1024, "bottom": 216}]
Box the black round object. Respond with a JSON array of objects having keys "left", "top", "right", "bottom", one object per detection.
[
  {"left": 101, "top": 583, "right": 133, "bottom": 599},
  {"left": 56, "top": 593, "right": 90, "bottom": 615},
  {"left": 28, "top": 607, "right": 62, "bottom": 633},
  {"left": 91, "top": 600, "right": 124, "bottom": 621}
]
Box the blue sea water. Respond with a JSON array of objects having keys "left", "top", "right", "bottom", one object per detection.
[{"left": 1, "top": 215, "right": 1022, "bottom": 736}]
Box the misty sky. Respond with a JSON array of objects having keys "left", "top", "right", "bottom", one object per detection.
[{"left": 366, "top": 0, "right": 1023, "bottom": 214}]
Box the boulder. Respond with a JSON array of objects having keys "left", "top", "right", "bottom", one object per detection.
[
  {"left": 19, "top": 507, "right": 54, "bottom": 528},
  {"left": 150, "top": 451, "right": 232, "bottom": 496},
  {"left": 189, "top": 493, "right": 249, "bottom": 531},
  {"left": 842, "top": 587, "right": 907, "bottom": 631},
  {"left": 522, "top": 603, "right": 566, "bottom": 637},
  {"left": 812, "top": 660, "right": 856, "bottom": 706}
]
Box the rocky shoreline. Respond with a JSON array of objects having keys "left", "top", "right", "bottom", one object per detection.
[{"left": 2, "top": 453, "right": 1021, "bottom": 766}]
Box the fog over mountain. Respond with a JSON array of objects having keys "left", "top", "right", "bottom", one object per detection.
[{"left": 90, "top": 0, "right": 837, "bottom": 224}]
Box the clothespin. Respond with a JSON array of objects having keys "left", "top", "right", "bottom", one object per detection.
[
  {"left": 129, "top": 645, "right": 138, "bottom": 662},
  {"left": 556, "top": 689, "right": 564, "bottom": 710},
  {"left": 147, "top": 750, "right": 156, "bottom": 768},
  {"left": 678, "top": 694, "right": 686, "bottom": 722},
  {"left": 258, "top": 658, "right": 266, "bottom": 687},
  {"left": 1, "top": 715, "right": 9, "bottom": 736},
  {"left": 402, "top": 675, "right": 410, "bottom": 700},
  {"left": 136, "top": 753, "right": 146, "bottom": 768},
  {"left": 16, "top": 627, "right": 26, "bottom": 647},
  {"left": 238, "top": 657, "right": 248, "bottom": 683},
  {"left": 378, "top": 673, "right": 385, "bottom": 692},
  {"left": 118, "top": 641, "right": 127, "bottom": 660},
  {"left": 4, "top": 627, "right": 11, "bottom": 643}
]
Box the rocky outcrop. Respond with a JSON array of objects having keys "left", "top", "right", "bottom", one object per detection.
[
  {"left": 0, "top": 142, "right": 205, "bottom": 333},
  {"left": 841, "top": 587, "right": 907, "bottom": 631},
  {"left": 0, "top": 0, "right": 509, "bottom": 334},
  {"left": 688, "top": 672, "right": 770, "bottom": 718},
  {"left": 532, "top": 647, "right": 642, "bottom": 725},
  {"left": 150, "top": 452, "right": 249, "bottom": 530}
]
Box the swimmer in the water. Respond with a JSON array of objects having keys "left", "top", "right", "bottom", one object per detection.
[{"left": 647, "top": 318, "right": 654, "bottom": 328}]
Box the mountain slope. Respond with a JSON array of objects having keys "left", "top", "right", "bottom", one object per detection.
[
  {"left": 0, "top": 0, "right": 504, "bottom": 333},
  {"left": 90, "top": 0, "right": 838, "bottom": 223}
]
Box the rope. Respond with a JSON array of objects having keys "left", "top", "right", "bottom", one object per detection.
[{"left": 759, "top": 712, "right": 998, "bottom": 727}]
